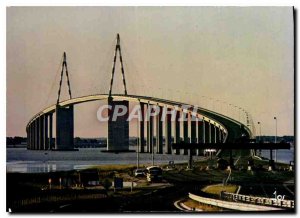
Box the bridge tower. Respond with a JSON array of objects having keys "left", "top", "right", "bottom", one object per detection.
[
  {"left": 107, "top": 34, "right": 130, "bottom": 151},
  {"left": 55, "top": 52, "right": 74, "bottom": 150}
]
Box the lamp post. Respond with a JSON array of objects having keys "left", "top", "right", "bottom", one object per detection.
[
  {"left": 257, "top": 121, "right": 262, "bottom": 156},
  {"left": 274, "top": 117, "right": 277, "bottom": 162},
  {"left": 137, "top": 116, "right": 139, "bottom": 170},
  {"left": 257, "top": 122, "right": 261, "bottom": 142}
]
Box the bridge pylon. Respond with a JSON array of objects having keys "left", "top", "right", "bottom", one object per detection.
[
  {"left": 55, "top": 52, "right": 74, "bottom": 150},
  {"left": 57, "top": 52, "right": 72, "bottom": 105},
  {"left": 107, "top": 34, "right": 130, "bottom": 152},
  {"left": 108, "top": 33, "right": 128, "bottom": 97}
]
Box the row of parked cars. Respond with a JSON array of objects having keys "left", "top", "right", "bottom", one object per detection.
[{"left": 134, "top": 166, "right": 162, "bottom": 182}]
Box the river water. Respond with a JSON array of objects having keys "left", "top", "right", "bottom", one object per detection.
[
  {"left": 7, "top": 146, "right": 294, "bottom": 173},
  {"left": 260, "top": 146, "right": 294, "bottom": 164},
  {"left": 6, "top": 147, "right": 192, "bottom": 173}
]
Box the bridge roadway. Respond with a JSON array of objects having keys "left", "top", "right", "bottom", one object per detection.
[{"left": 26, "top": 94, "right": 252, "bottom": 152}]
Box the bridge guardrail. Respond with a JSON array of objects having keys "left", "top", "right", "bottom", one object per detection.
[
  {"left": 188, "top": 192, "right": 283, "bottom": 211},
  {"left": 220, "top": 192, "right": 294, "bottom": 209}
]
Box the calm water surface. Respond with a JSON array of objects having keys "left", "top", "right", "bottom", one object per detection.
[
  {"left": 7, "top": 146, "right": 294, "bottom": 173},
  {"left": 7, "top": 147, "right": 193, "bottom": 173}
]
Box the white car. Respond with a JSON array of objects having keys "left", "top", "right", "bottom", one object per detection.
[{"left": 134, "top": 168, "right": 146, "bottom": 177}]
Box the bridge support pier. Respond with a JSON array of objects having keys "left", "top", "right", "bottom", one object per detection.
[
  {"left": 44, "top": 114, "right": 49, "bottom": 150},
  {"left": 49, "top": 113, "right": 53, "bottom": 149},
  {"left": 147, "top": 104, "right": 154, "bottom": 153},
  {"left": 32, "top": 123, "right": 35, "bottom": 149},
  {"left": 26, "top": 127, "right": 28, "bottom": 149},
  {"left": 164, "top": 108, "right": 172, "bottom": 154},
  {"left": 197, "top": 118, "right": 204, "bottom": 156},
  {"left": 26, "top": 127, "right": 29, "bottom": 149},
  {"left": 211, "top": 123, "right": 216, "bottom": 144},
  {"left": 190, "top": 117, "right": 197, "bottom": 155},
  {"left": 204, "top": 120, "right": 210, "bottom": 157},
  {"left": 56, "top": 105, "right": 74, "bottom": 150},
  {"left": 32, "top": 122, "right": 35, "bottom": 149},
  {"left": 156, "top": 106, "right": 163, "bottom": 154},
  {"left": 204, "top": 120, "right": 209, "bottom": 144},
  {"left": 36, "top": 118, "right": 40, "bottom": 150},
  {"left": 174, "top": 111, "right": 181, "bottom": 155},
  {"left": 217, "top": 127, "right": 221, "bottom": 143},
  {"left": 107, "top": 99, "right": 129, "bottom": 151},
  {"left": 183, "top": 112, "right": 189, "bottom": 155},
  {"left": 39, "top": 116, "right": 44, "bottom": 150},
  {"left": 139, "top": 103, "right": 145, "bottom": 153}
]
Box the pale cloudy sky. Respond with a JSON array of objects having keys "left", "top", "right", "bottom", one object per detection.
[{"left": 6, "top": 7, "right": 294, "bottom": 137}]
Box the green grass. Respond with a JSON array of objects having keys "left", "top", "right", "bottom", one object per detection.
[{"left": 202, "top": 184, "right": 238, "bottom": 195}]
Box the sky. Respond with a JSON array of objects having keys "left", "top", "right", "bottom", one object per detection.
[{"left": 6, "top": 6, "right": 294, "bottom": 137}]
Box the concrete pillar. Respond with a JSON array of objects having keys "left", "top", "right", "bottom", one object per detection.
[
  {"left": 49, "top": 113, "right": 53, "bottom": 149},
  {"left": 197, "top": 118, "right": 204, "bottom": 155},
  {"left": 32, "top": 123, "right": 35, "bottom": 149},
  {"left": 28, "top": 125, "right": 30, "bottom": 150},
  {"left": 204, "top": 120, "right": 210, "bottom": 144},
  {"left": 220, "top": 130, "right": 224, "bottom": 143},
  {"left": 156, "top": 106, "right": 163, "bottom": 154},
  {"left": 183, "top": 112, "right": 189, "bottom": 155},
  {"left": 147, "top": 104, "right": 154, "bottom": 153},
  {"left": 30, "top": 122, "right": 35, "bottom": 150},
  {"left": 30, "top": 126, "right": 32, "bottom": 149},
  {"left": 56, "top": 105, "right": 74, "bottom": 150},
  {"left": 107, "top": 99, "right": 129, "bottom": 151},
  {"left": 139, "top": 103, "right": 145, "bottom": 153},
  {"left": 27, "top": 127, "right": 30, "bottom": 149},
  {"left": 34, "top": 120, "right": 38, "bottom": 149},
  {"left": 164, "top": 108, "right": 172, "bottom": 154},
  {"left": 39, "top": 116, "right": 44, "bottom": 150},
  {"left": 30, "top": 121, "right": 35, "bottom": 150},
  {"left": 35, "top": 118, "right": 40, "bottom": 150},
  {"left": 26, "top": 127, "right": 29, "bottom": 149},
  {"left": 191, "top": 116, "right": 197, "bottom": 155},
  {"left": 202, "top": 119, "right": 206, "bottom": 143},
  {"left": 217, "top": 126, "right": 222, "bottom": 143},
  {"left": 29, "top": 124, "right": 32, "bottom": 150},
  {"left": 211, "top": 123, "right": 216, "bottom": 144},
  {"left": 174, "top": 110, "right": 181, "bottom": 155},
  {"left": 44, "top": 114, "right": 49, "bottom": 150},
  {"left": 209, "top": 121, "right": 212, "bottom": 143}
]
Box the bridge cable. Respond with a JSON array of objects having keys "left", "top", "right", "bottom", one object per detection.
[
  {"left": 56, "top": 52, "right": 73, "bottom": 105},
  {"left": 44, "top": 53, "right": 64, "bottom": 108},
  {"left": 109, "top": 33, "right": 128, "bottom": 96},
  {"left": 98, "top": 37, "right": 116, "bottom": 95}
]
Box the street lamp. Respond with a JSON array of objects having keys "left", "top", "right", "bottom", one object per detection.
[
  {"left": 257, "top": 121, "right": 262, "bottom": 156},
  {"left": 257, "top": 122, "right": 261, "bottom": 142},
  {"left": 137, "top": 113, "right": 140, "bottom": 170},
  {"left": 274, "top": 117, "right": 277, "bottom": 162}
]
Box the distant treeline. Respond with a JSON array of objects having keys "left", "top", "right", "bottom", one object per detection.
[
  {"left": 6, "top": 137, "right": 27, "bottom": 145},
  {"left": 7, "top": 135, "right": 294, "bottom": 146},
  {"left": 255, "top": 135, "right": 294, "bottom": 143}
]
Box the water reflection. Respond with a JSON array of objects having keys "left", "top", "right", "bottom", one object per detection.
[
  {"left": 7, "top": 147, "right": 190, "bottom": 173},
  {"left": 7, "top": 146, "right": 294, "bottom": 173}
]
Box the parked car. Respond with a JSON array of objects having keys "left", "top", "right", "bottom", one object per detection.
[
  {"left": 146, "top": 166, "right": 162, "bottom": 182},
  {"left": 134, "top": 168, "right": 146, "bottom": 177}
]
